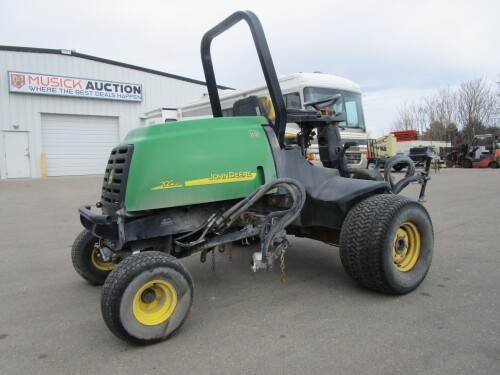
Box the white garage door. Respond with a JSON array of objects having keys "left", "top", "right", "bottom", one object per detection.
[{"left": 41, "top": 114, "right": 119, "bottom": 176}]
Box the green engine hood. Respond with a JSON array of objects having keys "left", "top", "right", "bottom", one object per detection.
[{"left": 121, "top": 117, "right": 277, "bottom": 211}]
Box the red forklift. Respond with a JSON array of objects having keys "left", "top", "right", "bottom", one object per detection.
[{"left": 461, "top": 134, "right": 499, "bottom": 169}]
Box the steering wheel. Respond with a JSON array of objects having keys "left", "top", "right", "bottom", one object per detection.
[{"left": 303, "top": 94, "right": 341, "bottom": 111}]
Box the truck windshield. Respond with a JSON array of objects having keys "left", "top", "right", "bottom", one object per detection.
[{"left": 303, "top": 87, "right": 366, "bottom": 131}]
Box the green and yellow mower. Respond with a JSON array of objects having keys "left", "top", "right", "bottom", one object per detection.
[{"left": 72, "top": 11, "right": 434, "bottom": 345}]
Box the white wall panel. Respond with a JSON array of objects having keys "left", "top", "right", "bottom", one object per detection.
[{"left": 0, "top": 49, "right": 210, "bottom": 178}]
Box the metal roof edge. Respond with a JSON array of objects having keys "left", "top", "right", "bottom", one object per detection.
[{"left": 0, "top": 45, "right": 233, "bottom": 90}]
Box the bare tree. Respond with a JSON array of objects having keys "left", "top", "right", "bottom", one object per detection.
[
  {"left": 426, "top": 87, "right": 457, "bottom": 128},
  {"left": 391, "top": 77, "right": 499, "bottom": 144},
  {"left": 421, "top": 87, "right": 458, "bottom": 141},
  {"left": 391, "top": 101, "right": 414, "bottom": 131},
  {"left": 456, "top": 78, "right": 498, "bottom": 143},
  {"left": 493, "top": 77, "right": 500, "bottom": 126},
  {"left": 391, "top": 100, "right": 428, "bottom": 134},
  {"left": 422, "top": 121, "right": 445, "bottom": 141}
]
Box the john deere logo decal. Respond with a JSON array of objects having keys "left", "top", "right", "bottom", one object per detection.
[
  {"left": 151, "top": 171, "right": 256, "bottom": 191},
  {"left": 185, "top": 171, "right": 256, "bottom": 186},
  {"left": 11, "top": 74, "right": 25, "bottom": 89}
]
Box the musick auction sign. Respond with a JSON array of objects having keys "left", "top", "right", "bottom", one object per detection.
[{"left": 8, "top": 71, "right": 143, "bottom": 102}]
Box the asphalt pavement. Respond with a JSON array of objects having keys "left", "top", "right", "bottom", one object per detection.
[{"left": 0, "top": 168, "right": 499, "bottom": 375}]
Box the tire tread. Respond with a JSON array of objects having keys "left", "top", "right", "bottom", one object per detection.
[
  {"left": 101, "top": 251, "right": 193, "bottom": 345},
  {"left": 339, "top": 194, "right": 431, "bottom": 294},
  {"left": 71, "top": 229, "right": 109, "bottom": 285}
]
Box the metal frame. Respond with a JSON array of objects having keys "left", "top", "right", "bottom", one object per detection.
[{"left": 200, "top": 10, "right": 288, "bottom": 148}]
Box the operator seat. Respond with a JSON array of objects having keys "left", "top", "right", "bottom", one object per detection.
[
  {"left": 260, "top": 125, "right": 389, "bottom": 228},
  {"left": 233, "top": 96, "right": 273, "bottom": 126}
]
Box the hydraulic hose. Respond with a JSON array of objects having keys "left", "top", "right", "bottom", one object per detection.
[
  {"left": 383, "top": 154, "right": 433, "bottom": 200},
  {"left": 174, "top": 178, "right": 306, "bottom": 253},
  {"left": 214, "top": 178, "right": 306, "bottom": 232},
  {"left": 383, "top": 155, "right": 415, "bottom": 190},
  {"left": 257, "top": 179, "right": 306, "bottom": 263}
]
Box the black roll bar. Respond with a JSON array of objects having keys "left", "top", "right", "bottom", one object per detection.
[{"left": 200, "top": 10, "right": 287, "bottom": 148}]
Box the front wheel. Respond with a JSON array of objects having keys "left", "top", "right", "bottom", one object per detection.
[
  {"left": 101, "top": 251, "right": 194, "bottom": 345},
  {"left": 71, "top": 229, "right": 116, "bottom": 285},
  {"left": 339, "top": 195, "right": 433, "bottom": 295},
  {"left": 489, "top": 161, "right": 498, "bottom": 169}
]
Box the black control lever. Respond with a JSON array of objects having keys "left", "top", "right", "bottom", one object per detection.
[{"left": 418, "top": 149, "right": 435, "bottom": 202}]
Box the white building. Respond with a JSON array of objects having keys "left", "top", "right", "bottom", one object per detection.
[{"left": 0, "top": 46, "right": 225, "bottom": 179}]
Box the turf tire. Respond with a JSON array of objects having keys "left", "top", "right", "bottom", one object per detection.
[
  {"left": 339, "top": 194, "right": 433, "bottom": 295},
  {"left": 71, "top": 229, "right": 115, "bottom": 285},
  {"left": 101, "top": 251, "right": 194, "bottom": 345}
]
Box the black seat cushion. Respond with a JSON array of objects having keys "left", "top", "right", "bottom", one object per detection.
[{"left": 278, "top": 148, "right": 389, "bottom": 214}]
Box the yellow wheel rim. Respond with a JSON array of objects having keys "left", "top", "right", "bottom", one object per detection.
[
  {"left": 393, "top": 222, "right": 421, "bottom": 272},
  {"left": 91, "top": 248, "right": 116, "bottom": 271},
  {"left": 133, "top": 280, "right": 177, "bottom": 326}
]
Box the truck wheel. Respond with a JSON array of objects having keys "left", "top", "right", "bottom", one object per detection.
[
  {"left": 339, "top": 195, "right": 433, "bottom": 295},
  {"left": 71, "top": 229, "right": 116, "bottom": 285},
  {"left": 367, "top": 161, "right": 377, "bottom": 170},
  {"left": 101, "top": 251, "right": 194, "bottom": 345}
]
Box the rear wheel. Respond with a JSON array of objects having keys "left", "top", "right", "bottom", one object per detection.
[
  {"left": 489, "top": 161, "right": 498, "bottom": 169},
  {"left": 339, "top": 195, "right": 433, "bottom": 294},
  {"left": 101, "top": 251, "right": 194, "bottom": 345},
  {"left": 71, "top": 229, "right": 116, "bottom": 285}
]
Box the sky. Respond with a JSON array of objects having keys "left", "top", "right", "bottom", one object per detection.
[{"left": 1, "top": 0, "right": 498, "bottom": 136}]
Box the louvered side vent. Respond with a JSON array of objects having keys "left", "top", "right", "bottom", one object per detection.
[{"left": 101, "top": 145, "right": 134, "bottom": 213}]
